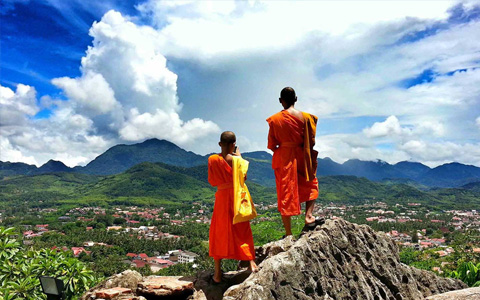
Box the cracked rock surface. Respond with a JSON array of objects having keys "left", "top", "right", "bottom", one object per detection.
[{"left": 223, "top": 218, "right": 466, "bottom": 300}]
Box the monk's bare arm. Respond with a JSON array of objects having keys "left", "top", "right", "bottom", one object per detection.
[
  {"left": 267, "top": 125, "right": 279, "bottom": 152},
  {"left": 207, "top": 160, "right": 215, "bottom": 186}
]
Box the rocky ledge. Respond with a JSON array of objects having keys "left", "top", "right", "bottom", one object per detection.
[{"left": 82, "top": 218, "right": 470, "bottom": 300}]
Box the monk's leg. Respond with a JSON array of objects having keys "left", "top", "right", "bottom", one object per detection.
[
  {"left": 213, "top": 259, "right": 222, "bottom": 283},
  {"left": 281, "top": 215, "right": 293, "bottom": 236},
  {"left": 248, "top": 259, "right": 259, "bottom": 272},
  {"left": 305, "top": 199, "right": 316, "bottom": 224}
]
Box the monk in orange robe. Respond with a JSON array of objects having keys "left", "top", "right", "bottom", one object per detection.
[
  {"left": 266, "top": 87, "right": 322, "bottom": 237},
  {"left": 208, "top": 131, "right": 258, "bottom": 283}
]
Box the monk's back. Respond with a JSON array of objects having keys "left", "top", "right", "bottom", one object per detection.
[
  {"left": 267, "top": 110, "right": 305, "bottom": 146},
  {"left": 208, "top": 154, "right": 233, "bottom": 187}
]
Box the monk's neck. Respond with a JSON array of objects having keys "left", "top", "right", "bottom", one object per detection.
[{"left": 220, "top": 149, "right": 230, "bottom": 158}]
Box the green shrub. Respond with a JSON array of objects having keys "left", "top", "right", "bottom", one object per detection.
[
  {"left": 448, "top": 261, "right": 480, "bottom": 287},
  {"left": 0, "top": 227, "right": 102, "bottom": 299}
]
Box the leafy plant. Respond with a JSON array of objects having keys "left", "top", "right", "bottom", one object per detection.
[
  {"left": 448, "top": 262, "right": 480, "bottom": 287},
  {"left": 0, "top": 227, "right": 101, "bottom": 299}
]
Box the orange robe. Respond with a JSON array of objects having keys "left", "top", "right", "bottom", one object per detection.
[
  {"left": 266, "top": 110, "right": 319, "bottom": 216},
  {"left": 208, "top": 154, "right": 255, "bottom": 261}
]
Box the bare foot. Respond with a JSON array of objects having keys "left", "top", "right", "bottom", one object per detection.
[
  {"left": 248, "top": 260, "right": 259, "bottom": 273},
  {"left": 305, "top": 215, "right": 316, "bottom": 224},
  {"left": 212, "top": 273, "right": 222, "bottom": 283}
]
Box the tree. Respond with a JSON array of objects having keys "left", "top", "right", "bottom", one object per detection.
[
  {"left": 411, "top": 231, "right": 418, "bottom": 243},
  {"left": 113, "top": 218, "right": 126, "bottom": 225}
]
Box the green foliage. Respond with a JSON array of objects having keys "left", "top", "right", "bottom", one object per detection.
[
  {"left": 399, "top": 247, "right": 420, "bottom": 266},
  {"left": 448, "top": 262, "right": 480, "bottom": 287},
  {"left": 0, "top": 163, "right": 217, "bottom": 212},
  {"left": 79, "top": 138, "right": 206, "bottom": 175},
  {"left": 2, "top": 161, "right": 480, "bottom": 213},
  {"left": 0, "top": 227, "right": 101, "bottom": 300}
]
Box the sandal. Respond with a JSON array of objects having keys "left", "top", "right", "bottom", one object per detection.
[{"left": 301, "top": 217, "right": 325, "bottom": 233}]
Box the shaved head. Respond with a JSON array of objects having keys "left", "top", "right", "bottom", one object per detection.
[
  {"left": 280, "top": 87, "right": 297, "bottom": 106},
  {"left": 220, "top": 131, "right": 236, "bottom": 145}
]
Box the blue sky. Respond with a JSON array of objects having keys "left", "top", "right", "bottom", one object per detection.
[{"left": 1, "top": 0, "right": 480, "bottom": 167}]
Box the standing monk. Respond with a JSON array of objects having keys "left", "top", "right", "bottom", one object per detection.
[
  {"left": 266, "top": 87, "right": 323, "bottom": 237},
  {"left": 208, "top": 131, "right": 258, "bottom": 283}
]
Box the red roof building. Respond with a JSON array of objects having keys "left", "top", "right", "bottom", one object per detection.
[
  {"left": 132, "top": 260, "right": 146, "bottom": 268},
  {"left": 71, "top": 247, "right": 91, "bottom": 257}
]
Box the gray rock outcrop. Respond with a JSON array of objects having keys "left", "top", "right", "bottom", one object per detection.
[
  {"left": 224, "top": 218, "right": 466, "bottom": 300},
  {"left": 425, "top": 287, "right": 480, "bottom": 299},
  {"left": 81, "top": 219, "right": 469, "bottom": 300}
]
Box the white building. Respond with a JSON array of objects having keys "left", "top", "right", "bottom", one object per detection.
[{"left": 178, "top": 251, "right": 198, "bottom": 263}]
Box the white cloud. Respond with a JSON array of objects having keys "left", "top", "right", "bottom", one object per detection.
[
  {"left": 140, "top": 0, "right": 453, "bottom": 59},
  {"left": 0, "top": 136, "right": 38, "bottom": 165},
  {"left": 476, "top": 116, "right": 480, "bottom": 128},
  {"left": 363, "top": 116, "right": 404, "bottom": 138},
  {"left": 2, "top": 1, "right": 480, "bottom": 168},
  {"left": 1, "top": 94, "right": 111, "bottom": 167},
  {"left": 84, "top": 10, "right": 179, "bottom": 114},
  {"left": 0, "top": 84, "right": 39, "bottom": 126},
  {"left": 400, "top": 140, "right": 480, "bottom": 167},
  {"left": 316, "top": 133, "right": 410, "bottom": 164},
  {"left": 363, "top": 116, "right": 445, "bottom": 139},
  {"left": 1, "top": 9, "right": 220, "bottom": 166},
  {"left": 119, "top": 108, "right": 219, "bottom": 146},
  {"left": 52, "top": 71, "right": 118, "bottom": 116}
]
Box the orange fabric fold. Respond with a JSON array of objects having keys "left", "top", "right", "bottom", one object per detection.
[
  {"left": 217, "top": 182, "right": 233, "bottom": 190},
  {"left": 266, "top": 110, "right": 319, "bottom": 216},
  {"left": 208, "top": 154, "right": 255, "bottom": 261},
  {"left": 302, "top": 112, "right": 319, "bottom": 182}
]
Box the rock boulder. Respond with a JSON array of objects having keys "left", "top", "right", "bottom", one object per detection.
[
  {"left": 426, "top": 287, "right": 480, "bottom": 299},
  {"left": 224, "top": 218, "right": 466, "bottom": 300},
  {"left": 82, "top": 219, "right": 469, "bottom": 300}
]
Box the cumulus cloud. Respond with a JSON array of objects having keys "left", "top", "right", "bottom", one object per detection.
[
  {"left": 400, "top": 140, "right": 480, "bottom": 167},
  {"left": 362, "top": 116, "right": 445, "bottom": 141},
  {"left": 2, "top": 1, "right": 480, "bottom": 167},
  {"left": 363, "top": 116, "right": 404, "bottom": 138},
  {"left": 52, "top": 71, "right": 118, "bottom": 116},
  {"left": 1, "top": 9, "right": 220, "bottom": 166},
  {"left": 84, "top": 11, "right": 179, "bottom": 114},
  {"left": 476, "top": 116, "right": 480, "bottom": 129},
  {"left": 317, "top": 133, "right": 410, "bottom": 164},
  {"left": 0, "top": 84, "right": 39, "bottom": 126},
  {"left": 137, "top": 0, "right": 479, "bottom": 167},
  {"left": 64, "top": 10, "right": 219, "bottom": 145},
  {"left": 0, "top": 136, "right": 37, "bottom": 165},
  {"left": 0, "top": 89, "right": 111, "bottom": 167},
  {"left": 139, "top": 0, "right": 453, "bottom": 58},
  {"left": 119, "top": 108, "right": 219, "bottom": 144}
]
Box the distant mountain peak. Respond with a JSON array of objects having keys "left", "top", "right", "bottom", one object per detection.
[
  {"left": 376, "top": 159, "right": 389, "bottom": 165},
  {"left": 140, "top": 138, "right": 172, "bottom": 145},
  {"left": 41, "top": 159, "right": 68, "bottom": 167},
  {"left": 37, "top": 159, "right": 71, "bottom": 173}
]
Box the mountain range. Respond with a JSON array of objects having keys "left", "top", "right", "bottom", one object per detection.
[
  {"left": 1, "top": 138, "right": 480, "bottom": 188},
  {"left": 2, "top": 160, "right": 479, "bottom": 211}
]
